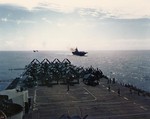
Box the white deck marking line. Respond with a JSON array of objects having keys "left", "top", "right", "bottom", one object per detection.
[
  {"left": 123, "top": 97, "right": 129, "bottom": 100},
  {"left": 83, "top": 87, "right": 97, "bottom": 100},
  {"left": 67, "top": 109, "right": 70, "bottom": 115},
  {"left": 111, "top": 90, "right": 115, "bottom": 93},
  {"left": 34, "top": 89, "right": 37, "bottom": 103},
  {"left": 35, "top": 88, "right": 97, "bottom": 104},
  {"left": 33, "top": 89, "right": 38, "bottom": 111},
  {"left": 91, "top": 112, "right": 150, "bottom": 119},
  {"left": 140, "top": 106, "right": 148, "bottom": 111},
  {"left": 37, "top": 100, "right": 131, "bottom": 105},
  {"left": 72, "top": 87, "right": 97, "bottom": 103}
]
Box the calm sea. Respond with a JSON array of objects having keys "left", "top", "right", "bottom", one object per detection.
[{"left": 0, "top": 51, "right": 150, "bottom": 92}]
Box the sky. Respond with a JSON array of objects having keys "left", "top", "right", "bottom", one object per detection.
[{"left": 0, "top": 0, "right": 150, "bottom": 51}]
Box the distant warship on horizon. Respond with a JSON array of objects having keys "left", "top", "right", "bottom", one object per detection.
[{"left": 71, "top": 48, "right": 88, "bottom": 56}]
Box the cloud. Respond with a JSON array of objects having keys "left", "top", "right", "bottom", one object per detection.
[
  {"left": 1, "top": 18, "right": 8, "bottom": 22},
  {"left": 0, "top": 5, "right": 36, "bottom": 24},
  {"left": 16, "top": 20, "right": 36, "bottom": 24},
  {"left": 57, "top": 22, "right": 66, "bottom": 27},
  {"left": 0, "top": 1, "right": 150, "bottom": 50},
  {"left": 0, "top": 0, "right": 40, "bottom": 10},
  {"left": 41, "top": 17, "right": 52, "bottom": 24},
  {"left": 0, "top": 0, "right": 150, "bottom": 19},
  {"left": 0, "top": 18, "right": 36, "bottom": 24}
]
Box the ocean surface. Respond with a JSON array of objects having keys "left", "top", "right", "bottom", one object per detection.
[{"left": 0, "top": 50, "right": 150, "bottom": 92}]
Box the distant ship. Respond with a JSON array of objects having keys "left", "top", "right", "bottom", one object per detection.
[{"left": 72, "top": 48, "right": 87, "bottom": 56}]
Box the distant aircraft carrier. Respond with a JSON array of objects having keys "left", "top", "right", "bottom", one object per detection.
[{"left": 72, "top": 48, "right": 88, "bottom": 56}]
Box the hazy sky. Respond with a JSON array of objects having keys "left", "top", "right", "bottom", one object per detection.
[{"left": 0, "top": 0, "right": 150, "bottom": 51}]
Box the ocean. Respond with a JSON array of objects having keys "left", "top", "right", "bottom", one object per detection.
[{"left": 0, "top": 50, "right": 150, "bottom": 92}]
